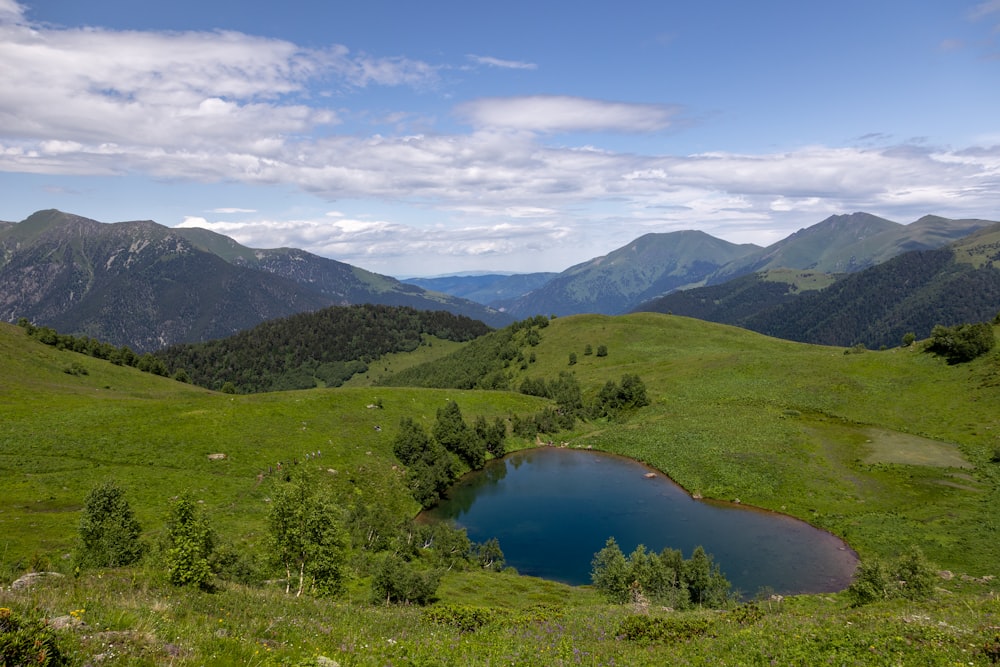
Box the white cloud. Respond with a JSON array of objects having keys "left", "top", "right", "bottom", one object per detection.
[
  {"left": 456, "top": 96, "right": 679, "bottom": 133},
  {"left": 2, "top": 7, "right": 999, "bottom": 274},
  {"left": 0, "top": 12, "right": 439, "bottom": 159},
  {"left": 177, "top": 213, "right": 575, "bottom": 275},
  {"left": 467, "top": 54, "right": 538, "bottom": 70},
  {"left": 0, "top": 0, "right": 23, "bottom": 22}
]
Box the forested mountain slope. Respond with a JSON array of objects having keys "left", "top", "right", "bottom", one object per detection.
[
  {"left": 639, "top": 224, "right": 1000, "bottom": 348},
  {"left": 0, "top": 210, "right": 508, "bottom": 351},
  {"left": 155, "top": 304, "right": 491, "bottom": 393}
]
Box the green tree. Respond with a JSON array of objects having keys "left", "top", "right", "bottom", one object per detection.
[
  {"left": 76, "top": 480, "right": 145, "bottom": 569},
  {"left": 434, "top": 401, "right": 485, "bottom": 469},
  {"left": 164, "top": 494, "right": 214, "bottom": 589},
  {"left": 927, "top": 321, "right": 996, "bottom": 363},
  {"left": 591, "top": 537, "right": 630, "bottom": 603},
  {"left": 683, "top": 546, "right": 729, "bottom": 606},
  {"left": 596, "top": 344, "right": 608, "bottom": 357},
  {"left": 393, "top": 417, "right": 457, "bottom": 508},
  {"left": 846, "top": 557, "right": 894, "bottom": 606},
  {"left": 268, "top": 470, "right": 348, "bottom": 597},
  {"left": 550, "top": 371, "right": 584, "bottom": 415},
  {"left": 568, "top": 352, "right": 577, "bottom": 366},
  {"left": 370, "top": 553, "right": 442, "bottom": 605},
  {"left": 590, "top": 374, "right": 650, "bottom": 420},
  {"left": 474, "top": 415, "right": 507, "bottom": 459},
  {"left": 473, "top": 537, "right": 505, "bottom": 571}
]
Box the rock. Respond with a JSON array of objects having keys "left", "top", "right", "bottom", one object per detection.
[
  {"left": 316, "top": 657, "right": 340, "bottom": 667},
  {"left": 207, "top": 453, "right": 226, "bottom": 461},
  {"left": 49, "top": 615, "right": 87, "bottom": 631},
  {"left": 10, "top": 571, "right": 63, "bottom": 591},
  {"left": 643, "top": 472, "right": 656, "bottom": 479}
]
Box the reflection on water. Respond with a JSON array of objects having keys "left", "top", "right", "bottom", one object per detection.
[{"left": 420, "top": 447, "right": 858, "bottom": 595}]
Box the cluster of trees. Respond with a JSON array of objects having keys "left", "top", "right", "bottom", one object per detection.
[
  {"left": 925, "top": 319, "right": 997, "bottom": 364},
  {"left": 515, "top": 372, "right": 649, "bottom": 436},
  {"left": 591, "top": 538, "right": 732, "bottom": 608},
  {"left": 514, "top": 371, "right": 584, "bottom": 437},
  {"left": 17, "top": 318, "right": 171, "bottom": 377},
  {"left": 73, "top": 474, "right": 507, "bottom": 605},
  {"left": 381, "top": 315, "right": 550, "bottom": 390},
  {"left": 155, "top": 304, "right": 492, "bottom": 393},
  {"left": 392, "top": 401, "right": 507, "bottom": 507}
]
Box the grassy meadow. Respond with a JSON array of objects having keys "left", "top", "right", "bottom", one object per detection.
[{"left": 2, "top": 314, "right": 999, "bottom": 665}]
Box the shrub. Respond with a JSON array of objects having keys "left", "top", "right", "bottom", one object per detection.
[
  {"left": 617, "top": 614, "right": 714, "bottom": 643},
  {"left": 76, "top": 480, "right": 145, "bottom": 569},
  {"left": 165, "top": 494, "right": 215, "bottom": 589},
  {"left": 423, "top": 604, "right": 496, "bottom": 633},
  {"left": 926, "top": 322, "right": 996, "bottom": 364},
  {"left": 0, "top": 607, "right": 67, "bottom": 666},
  {"left": 847, "top": 546, "right": 938, "bottom": 606},
  {"left": 371, "top": 554, "right": 441, "bottom": 605}
]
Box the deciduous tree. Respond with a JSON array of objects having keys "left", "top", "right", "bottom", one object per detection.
[
  {"left": 268, "top": 470, "right": 348, "bottom": 597},
  {"left": 76, "top": 480, "right": 145, "bottom": 569}
]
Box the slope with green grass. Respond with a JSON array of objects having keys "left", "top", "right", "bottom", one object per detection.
[{"left": 2, "top": 315, "right": 999, "bottom": 665}]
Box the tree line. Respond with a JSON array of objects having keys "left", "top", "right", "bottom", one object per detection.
[
  {"left": 154, "top": 304, "right": 492, "bottom": 393},
  {"left": 16, "top": 305, "right": 493, "bottom": 393}
]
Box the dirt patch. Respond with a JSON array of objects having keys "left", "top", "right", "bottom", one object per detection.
[{"left": 862, "top": 428, "right": 972, "bottom": 468}]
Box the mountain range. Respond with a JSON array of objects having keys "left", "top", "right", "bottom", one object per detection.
[
  {"left": 410, "top": 212, "right": 995, "bottom": 320},
  {"left": 638, "top": 223, "right": 1000, "bottom": 348},
  {"left": 0, "top": 210, "right": 508, "bottom": 351},
  {"left": 2, "top": 208, "right": 997, "bottom": 352}
]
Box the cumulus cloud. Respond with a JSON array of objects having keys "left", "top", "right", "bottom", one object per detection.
[
  {"left": 0, "top": 10, "right": 437, "bottom": 158},
  {"left": 2, "top": 6, "right": 999, "bottom": 274},
  {"left": 177, "top": 213, "right": 574, "bottom": 274},
  {"left": 456, "top": 95, "right": 679, "bottom": 133}
]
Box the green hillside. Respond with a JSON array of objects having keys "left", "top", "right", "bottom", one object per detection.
[{"left": 2, "top": 316, "right": 999, "bottom": 665}]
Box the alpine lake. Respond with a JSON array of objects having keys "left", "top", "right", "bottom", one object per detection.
[{"left": 420, "top": 447, "right": 859, "bottom": 597}]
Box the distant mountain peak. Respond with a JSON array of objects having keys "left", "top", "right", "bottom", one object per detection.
[{"left": 1, "top": 210, "right": 511, "bottom": 351}]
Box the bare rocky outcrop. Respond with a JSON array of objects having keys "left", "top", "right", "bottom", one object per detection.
[{"left": 9, "top": 570, "right": 64, "bottom": 591}]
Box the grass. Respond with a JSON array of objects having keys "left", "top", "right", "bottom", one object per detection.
[{"left": 2, "top": 314, "right": 1000, "bottom": 665}]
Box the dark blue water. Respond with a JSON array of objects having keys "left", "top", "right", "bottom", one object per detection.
[{"left": 420, "top": 447, "right": 858, "bottom": 596}]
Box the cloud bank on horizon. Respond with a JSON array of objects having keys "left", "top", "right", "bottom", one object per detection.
[{"left": 1, "top": 0, "right": 998, "bottom": 275}]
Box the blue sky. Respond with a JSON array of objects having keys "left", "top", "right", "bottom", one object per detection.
[{"left": 1, "top": 1, "right": 999, "bottom": 276}]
